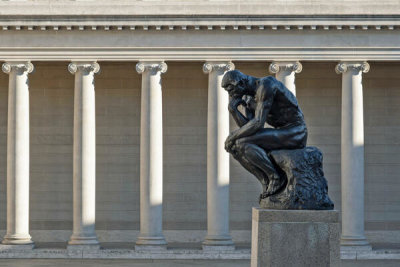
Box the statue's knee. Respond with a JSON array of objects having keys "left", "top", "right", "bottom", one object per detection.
[{"left": 234, "top": 139, "right": 248, "bottom": 155}]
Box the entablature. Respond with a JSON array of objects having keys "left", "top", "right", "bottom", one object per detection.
[
  {"left": 0, "top": 1, "right": 399, "bottom": 61},
  {"left": 1, "top": 15, "right": 400, "bottom": 32},
  {"left": 0, "top": 0, "right": 399, "bottom": 16}
]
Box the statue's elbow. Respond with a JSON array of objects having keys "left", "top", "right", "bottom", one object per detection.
[{"left": 252, "top": 119, "right": 264, "bottom": 130}]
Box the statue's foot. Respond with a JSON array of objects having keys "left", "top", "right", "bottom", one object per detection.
[
  {"left": 264, "top": 177, "right": 285, "bottom": 197},
  {"left": 259, "top": 191, "right": 269, "bottom": 201}
]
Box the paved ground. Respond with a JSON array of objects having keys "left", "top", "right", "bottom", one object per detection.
[
  {"left": 2, "top": 259, "right": 400, "bottom": 266},
  {"left": 342, "top": 260, "right": 400, "bottom": 267},
  {"left": 0, "top": 259, "right": 250, "bottom": 267}
]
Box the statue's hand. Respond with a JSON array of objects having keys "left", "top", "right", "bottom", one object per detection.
[
  {"left": 225, "top": 135, "right": 235, "bottom": 153},
  {"left": 244, "top": 95, "right": 256, "bottom": 110},
  {"left": 228, "top": 97, "right": 246, "bottom": 113}
]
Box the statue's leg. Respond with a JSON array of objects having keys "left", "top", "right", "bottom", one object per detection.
[
  {"left": 238, "top": 124, "right": 306, "bottom": 149},
  {"left": 230, "top": 148, "right": 269, "bottom": 192},
  {"left": 235, "top": 141, "right": 284, "bottom": 197},
  {"left": 232, "top": 125, "right": 307, "bottom": 197}
]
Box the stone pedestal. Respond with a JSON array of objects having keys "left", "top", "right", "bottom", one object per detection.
[{"left": 251, "top": 208, "right": 339, "bottom": 267}]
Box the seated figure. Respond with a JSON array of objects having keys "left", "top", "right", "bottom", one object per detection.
[{"left": 222, "top": 70, "right": 308, "bottom": 199}]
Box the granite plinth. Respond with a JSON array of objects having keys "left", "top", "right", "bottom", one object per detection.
[{"left": 251, "top": 208, "right": 340, "bottom": 267}]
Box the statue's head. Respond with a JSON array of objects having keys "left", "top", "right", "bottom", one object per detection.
[{"left": 222, "top": 70, "right": 248, "bottom": 98}]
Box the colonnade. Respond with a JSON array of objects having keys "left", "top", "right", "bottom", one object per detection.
[{"left": 0, "top": 59, "right": 370, "bottom": 250}]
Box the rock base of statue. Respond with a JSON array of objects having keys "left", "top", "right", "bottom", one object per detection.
[
  {"left": 260, "top": 146, "right": 334, "bottom": 210},
  {"left": 251, "top": 208, "right": 340, "bottom": 267}
]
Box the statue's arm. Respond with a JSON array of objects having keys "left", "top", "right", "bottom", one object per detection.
[
  {"left": 227, "top": 88, "right": 274, "bottom": 142},
  {"left": 244, "top": 97, "right": 255, "bottom": 120},
  {"left": 229, "top": 97, "right": 249, "bottom": 127},
  {"left": 228, "top": 99, "right": 271, "bottom": 141}
]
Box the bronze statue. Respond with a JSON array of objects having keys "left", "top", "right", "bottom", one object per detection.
[{"left": 222, "top": 70, "right": 333, "bottom": 210}]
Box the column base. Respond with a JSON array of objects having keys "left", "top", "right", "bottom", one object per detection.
[
  {"left": 202, "top": 235, "right": 235, "bottom": 251},
  {"left": 2, "top": 234, "right": 34, "bottom": 246},
  {"left": 67, "top": 244, "right": 100, "bottom": 251},
  {"left": 0, "top": 244, "right": 34, "bottom": 251},
  {"left": 341, "top": 235, "right": 372, "bottom": 251},
  {"left": 135, "top": 236, "right": 167, "bottom": 251},
  {"left": 68, "top": 234, "right": 99, "bottom": 247}
]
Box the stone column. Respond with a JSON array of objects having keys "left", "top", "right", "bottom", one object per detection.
[
  {"left": 68, "top": 62, "right": 100, "bottom": 247},
  {"left": 269, "top": 61, "right": 302, "bottom": 96},
  {"left": 336, "top": 61, "right": 371, "bottom": 250},
  {"left": 2, "top": 62, "right": 34, "bottom": 246},
  {"left": 202, "top": 61, "right": 235, "bottom": 250},
  {"left": 135, "top": 61, "right": 167, "bottom": 250}
]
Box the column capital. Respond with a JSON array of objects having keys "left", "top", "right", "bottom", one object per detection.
[
  {"left": 2, "top": 61, "right": 34, "bottom": 74},
  {"left": 203, "top": 61, "right": 235, "bottom": 74},
  {"left": 68, "top": 61, "right": 100, "bottom": 75},
  {"left": 269, "top": 61, "right": 302, "bottom": 74},
  {"left": 136, "top": 61, "right": 167, "bottom": 74},
  {"left": 335, "top": 61, "right": 370, "bottom": 74}
]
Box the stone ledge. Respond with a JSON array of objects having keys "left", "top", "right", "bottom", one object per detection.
[
  {"left": 341, "top": 248, "right": 400, "bottom": 260},
  {"left": 0, "top": 244, "right": 398, "bottom": 260},
  {"left": 0, "top": 22, "right": 399, "bottom": 32},
  {"left": 0, "top": 1, "right": 399, "bottom": 16},
  {"left": 252, "top": 208, "right": 339, "bottom": 223},
  {"left": 0, "top": 247, "right": 251, "bottom": 259},
  {"left": 3, "top": 47, "right": 398, "bottom": 62}
]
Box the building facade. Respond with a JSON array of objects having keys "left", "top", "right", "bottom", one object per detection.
[{"left": 0, "top": 0, "right": 399, "bottom": 259}]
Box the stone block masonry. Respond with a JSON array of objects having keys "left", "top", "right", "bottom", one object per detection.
[{"left": 251, "top": 208, "right": 340, "bottom": 267}]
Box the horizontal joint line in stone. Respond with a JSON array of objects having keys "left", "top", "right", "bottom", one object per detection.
[{"left": 0, "top": 24, "right": 399, "bottom": 31}]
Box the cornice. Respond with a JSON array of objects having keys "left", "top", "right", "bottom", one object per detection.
[
  {"left": 0, "top": 47, "right": 400, "bottom": 62},
  {"left": 0, "top": 1, "right": 399, "bottom": 16},
  {"left": 1, "top": 16, "right": 400, "bottom": 31}
]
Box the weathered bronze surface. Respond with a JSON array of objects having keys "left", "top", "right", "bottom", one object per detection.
[{"left": 222, "top": 70, "right": 333, "bottom": 210}]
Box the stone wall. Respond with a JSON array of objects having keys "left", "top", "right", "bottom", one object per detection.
[
  {"left": 364, "top": 63, "right": 400, "bottom": 231},
  {"left": 0, "top": 61, "right": 399, "bottom": 241}
]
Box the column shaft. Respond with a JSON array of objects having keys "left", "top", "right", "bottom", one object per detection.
[
  {"left": 2, "top": 62, "right": 34, "bottom": 245},
  {"left": 269, "top": 61, "right": 302, "bottom": 96},
  {"left": 135, "top": 61, "right": 167, "bottom": 250},
  {"left": 68, "top": 62, "right": 100, "bottom": 246},
  {"left": 336, "top": 61, "right": 371, "bottom": 249},
  {"left": 203, "top": 62, "right": 235, "bottom": 250}
]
